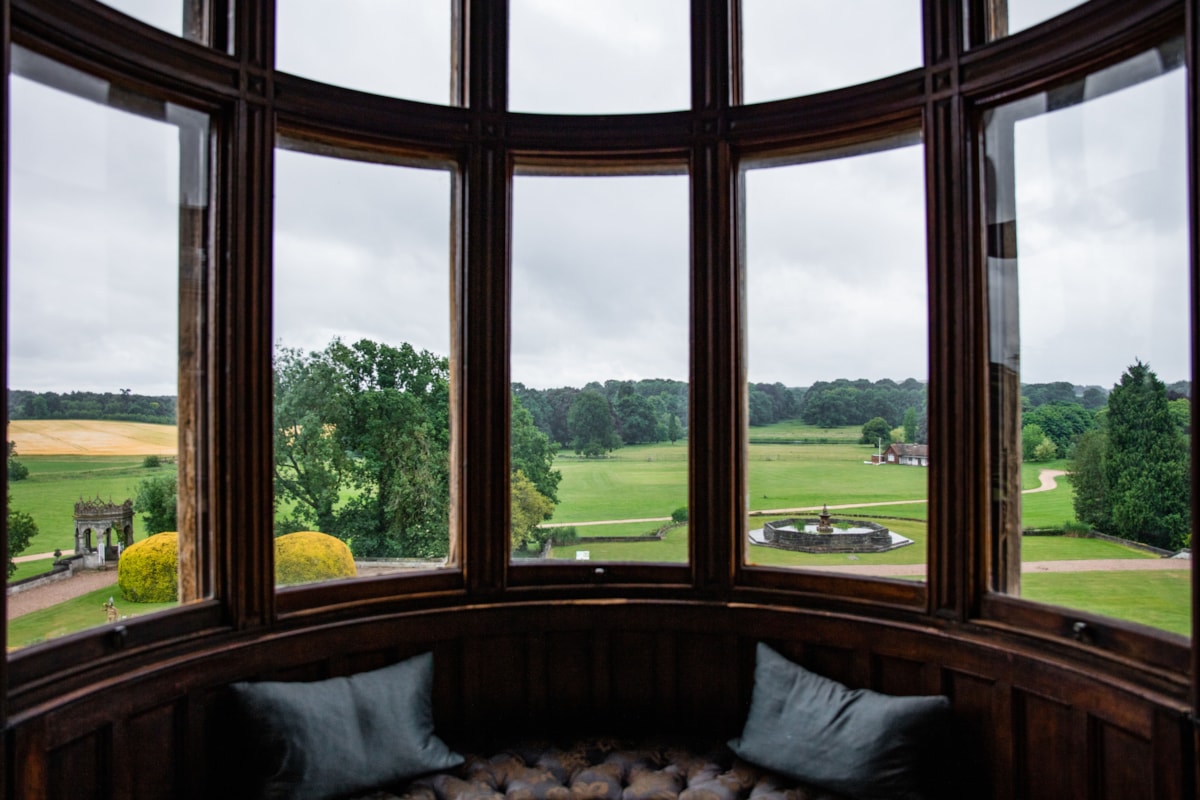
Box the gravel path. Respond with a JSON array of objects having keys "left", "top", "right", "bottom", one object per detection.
[
  {"left": 6, "top": 563, "right": 421, "bottom": 620},
  {"left": 7, "top": 568, "right": 118, "bottom": 620}
]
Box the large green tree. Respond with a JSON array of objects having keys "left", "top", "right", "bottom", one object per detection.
[
  {"left": 1071, "top": 362, "right": 1190, "bottom": 550},
  {"left": 510, "top": 469, "right": 555, "bottom": 551},
  {"left": 567, "top": 389, "right": 621, "bottom": 457},
  {"left": 6, "top": 488, "right": 38, "bottom": 578},
  {"left": 1069, "top": 429, "right": 1110, "bottom": 532},
  {"left": 615, "top": 391, "right": 659, "bottom": 444},
  {"left": 1105, "top": 362, "right": 1190, "bottom": 549},
  {"left": 860, "top": 416, "right": 892, "bottom": 447},
  {"left": 1023, "top": 401, "right": 1093, "bottom": 458},
  {"left": 512, "top": 396, "right": 561, "bottom": 503},
  {"left": 902, "top": 407, "right": 919, "bottom": 444},
  {"left": 7, "top": 441, "right": 28, "bottom": 482},
  {"left": 273, "top": 338, "right": 451, "bottom": 558},
  {"left": 1021, "top": 424, "right": 1056, "bottom": 462},
  {"left": 134, "top": 473, "right": 178, "bottom": 535}
]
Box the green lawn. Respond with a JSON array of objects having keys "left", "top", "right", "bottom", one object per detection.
[
  {"left": 7, "top": 585, "right": 178, "bottom": 650},
  {"left": 747, "top": 420, "right": 862, "bottom": 442},
  {"left": 1019, "top": 459, "right": 1078, "bottom": 530},
  {"left": 8, "top": 455, "right": 177, "bottom": 556},
  {"left": 552, "top": 525, "right": 688, "bottom": 562},
  {"left": 1021, "top": 535, "right": 1154, "bottom": 561},
  {"left": 553, "top": 446, "right": 1075, "bottom": 531},
  {"left": 8, "top": 558, "right": 56, "bottom": 582},
  {"left": 551, "top": 437, "right": 930, "bottom": 524},
  {"left": 1021, "top": 571, "right": 1191, "bottom": 636},
  {"left": 553, "top": 520, "right": 676, "bottom": 537},
  {"left": 551, "top": 443, "right": 688, "bottom": 523},
  {"left": 748, "top": 443, "right": 927, "bottom": 512}
]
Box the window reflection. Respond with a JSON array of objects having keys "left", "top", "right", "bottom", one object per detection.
[
  {"left": 743, "top": 142, "right": 928, "bottom": 579},
  {"left": 6, "top": 47, "right": 209, "bottom": 650},
  {"left": 272, "top": 148, "right": 454, "bottom": 587},
  {"left": 985, "top": 41, "right": 1191, "bottom": 636},
  {"left": 510, "top": 174, "right": 689, "bottom": 563}
]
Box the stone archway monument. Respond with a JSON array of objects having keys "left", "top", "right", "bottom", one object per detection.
[{"left": 74, "top": 497, "right": 134, "bottom": 567}]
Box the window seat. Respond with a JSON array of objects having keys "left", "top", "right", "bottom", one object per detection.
[{"left": 352, "top": 738, "right": 850, "bottom": 800}]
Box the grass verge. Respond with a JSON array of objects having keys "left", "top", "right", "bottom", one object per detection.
[
  {"left": 7, "top": 558, "right": 57, "bottom": 583},
  {"left": 7, "top": 585, "right": 178, "bottom": 650}
]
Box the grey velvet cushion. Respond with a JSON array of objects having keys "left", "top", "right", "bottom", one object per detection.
[
  {"left": 728, "top": 643, "right": 950, "bottom": 800},
  {"left": 231, "top": 652, "right": 464, "bottom": 800}
]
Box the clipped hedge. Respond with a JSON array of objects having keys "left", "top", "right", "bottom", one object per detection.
[
  {"left": 275, "top": 531, "right": 357, "bottom": 587},
  {"left": 117, "top": 532, "right": 178, "bottom": 603}
]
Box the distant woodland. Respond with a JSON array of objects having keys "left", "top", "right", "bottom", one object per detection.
[{"left": 7, "top": 389, "right": 176, "bottom": 424}]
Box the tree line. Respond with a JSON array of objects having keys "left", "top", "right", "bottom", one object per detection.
[
  {"left": 797, "top": 377, "right": 926, "bottom": 430},
  {"left": 7, "top": 389, "right": 176, "bottom": 424},
  {"left": 1020, "top": 378, "right": 1189, "bottom": 464},
  {"left": 513, "top": 379, "right": 690, "bottom": 450}
]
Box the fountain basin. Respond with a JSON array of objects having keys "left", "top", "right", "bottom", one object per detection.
[{"left": 752, "top": 516, "right": 913, "bottom": 553}]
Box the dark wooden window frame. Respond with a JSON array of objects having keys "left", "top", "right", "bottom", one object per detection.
[{"left": 2, "top": 0, "right": 1195, "bottom": 720}]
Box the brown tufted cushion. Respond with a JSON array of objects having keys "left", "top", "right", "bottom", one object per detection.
[{"left": 358, "top": 740, "right": 849, "bottom": 800}]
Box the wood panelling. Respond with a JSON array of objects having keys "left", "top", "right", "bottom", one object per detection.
[
  {"left": 1015, "top": 692, "right": 1080, "bottom": 800},
  {"left": 871, "top": 653, "right": 926, "bottom": 697},
  {"left": 1096, "top": 721, "right": 1153, "bottom": 800},
  {"left": 6, "top": 601, "right": 1192, "bottom": 800},
  {"left": 943, "top": 670, "right": 1003, "bottom": 799},
  {"left": 120, "top": 704, "right": 178, "bottom": 800},
  {"left": 47, "top": 731, "right": 105, "bottom": 800}
]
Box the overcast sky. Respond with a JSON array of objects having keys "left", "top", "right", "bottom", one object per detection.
[{"left": 6, "top": 1, "right": 1190, "bottom": 397}]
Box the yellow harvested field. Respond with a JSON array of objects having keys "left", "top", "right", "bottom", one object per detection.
[{"left": 7, "top": 420, "right": 178, "bottom": 456}]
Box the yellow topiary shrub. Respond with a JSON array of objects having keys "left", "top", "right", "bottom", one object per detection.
[
  {"left": 275, "top": 531, "right": 357, "bottom": 587},
  {"left": 117, "top": 532, "right": 178, "bottom": 603}
]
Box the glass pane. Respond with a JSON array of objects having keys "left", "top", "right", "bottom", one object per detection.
[
  {"left": 277, "top": 0, "right": 451, "bottom": 104},
  {"left": 741, "top": 1, "right": 922, "bottom": 104},
  {"left": 7, "top": 47, "right": 209, "bottom": 650},
  {"left": 1000, "top": 1, "right": 1088, "bottom": 40},
  {"left": 99, "top": 0, "right": 186, "bottom": 39},
  {"left": 511, "top": 175, "right": 689, "bottom": 563},
  {"left": 744, "top": 142, "right": 928, "bottom": 579},
  {"left": 509, "top": 0, "right": 689, "bottom": 114},
  {"left": 272, "top": 148, "right": 453, "bottom": 588},
  {"left": 985, "top": 42, "right": 1191, "bottom": 636}
]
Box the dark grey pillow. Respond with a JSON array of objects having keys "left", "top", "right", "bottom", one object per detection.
[
  {"left": 230, "top": 652, "right": 463, "bottom": 800},
  {"left": 728, "top": 643, "right": 950, "bottom": 800}
]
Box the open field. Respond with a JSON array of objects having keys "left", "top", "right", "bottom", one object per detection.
[
  {"left": 8, "top": 419, "right": 177, "bottom": 456},
  {"left": 749, "top": 442, "right": 927, "bottom": 512},
  {"left": 7, "top": 455, "right": 177, "bottom": 555},
  {"left": 552, "top": 443, "right": 688, "bottom": 522},
  {"left": 747, "top": 419, "right": 862, "bottom": 442},
  {"left": 551, "top": 438, "right": 928, "bottom": 523},
  {"left": 4, "top": 420, "right": 1189, "bottom": 640}
]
